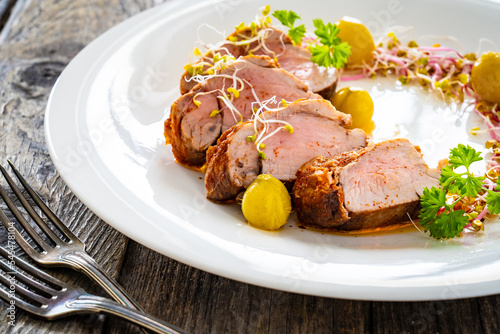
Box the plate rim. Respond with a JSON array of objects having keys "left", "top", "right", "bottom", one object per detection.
[{"left": 44, "top": 0, "right": 500, "bottom": 301}]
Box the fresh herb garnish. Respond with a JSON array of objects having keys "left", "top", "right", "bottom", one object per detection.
[
  {"left": 486, "top": 180, "right": 500, "bottom": 215},
  {"left": 439, "top": 144, "right": 484, "bottom": 197},
  {"left": 272, "top": 10, "right": 306, "bottom": 45},
  {"left": 308, "top": 19, "right": 351, "bottom": 69},
  {"left": 271, "top": 9, "right": 351, "bottom": 69},
  {"left": 419, "top": 186, "right": 469, "bottom": 239},
  {"left": 419, "top": 144, "right": 500, "bottom": 239}
]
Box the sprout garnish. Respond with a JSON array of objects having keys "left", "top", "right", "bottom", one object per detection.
[{"left": 344, "top": 29, "right": 476, "bottom": 105}]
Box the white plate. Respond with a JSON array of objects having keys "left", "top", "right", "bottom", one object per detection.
[{"left": 45, "top": 0, "right": 500, "bottom": 301}]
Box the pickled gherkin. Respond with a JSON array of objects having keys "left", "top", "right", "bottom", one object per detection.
[
  {"left": 241, "top": 174, "right": 292, "bottom": 231},
  {"left": 330, "top": 87, "right": 374, "bottom": 129},
  {"left": 471, "top": 52, "right": 500, "bottom": 104},
  {"left": 336, "top": 18, "right": 375, "bottom": 67}
]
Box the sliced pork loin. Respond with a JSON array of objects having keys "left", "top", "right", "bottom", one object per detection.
[
  {"left": 165, "top": 55, "right": 321, "bottom": 168},
  {"left": 180, "top": 27, "right": 337, "bottom": 98},
  {"left": 205, "top": 99, "right": 367, "bottom": 202},
  {"left": 293, "top": 139, "right": 440, "bottom": 232}
]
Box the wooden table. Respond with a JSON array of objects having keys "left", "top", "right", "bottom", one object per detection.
[{"left": 1, "top": 0, "right": 500, "bottom": 333}]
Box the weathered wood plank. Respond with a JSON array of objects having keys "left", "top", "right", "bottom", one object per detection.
[
  {"left": 106, "top": 240, "right": 374, "bottom": 334},
  {"left": 333, "top": 299, "right": 371, "bottom": 333},
  {"left": 2, "top": 0, "right": 500, "bottom": 333},
  {"left": 0, "top": 0, "right": 168, "bottom": 333},
  {"left": 108, "top": 234, "right": 500, "bottom": 334},
  {"left": 478, "top": 295, "right": 500, "bottom": 334}
]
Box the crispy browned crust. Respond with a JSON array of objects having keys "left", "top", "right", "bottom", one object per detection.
[
  {"left": 205, "top": 123, "right": 248, "bottom": 202},
  {"left": 292, "top": 149, "right": 421, "bottom": 232},
  {"left": 337, "top": 202, "right": 419, "bottom": 232},
  {"left": 293, "top": 156, "right": 350, "bottom": 228},
  {"left": 164, "top": 91, "right": 208, "bottom": 168},
  {"left": 180, "top": 75, "right": 197, "bottom": 95}
]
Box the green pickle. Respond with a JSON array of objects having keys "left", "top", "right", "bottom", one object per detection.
[
  {"left": 336, "top": 18, "right": 376, "bottom": 67},
  {"left": 241, "top": 174, "right": 292, "bottom": 231},
  {"left": 330, "top": 87, "right": 374, "bottom": 129},
  {"left": 471, "top": 51, "right": 500, "bottom": 104}
]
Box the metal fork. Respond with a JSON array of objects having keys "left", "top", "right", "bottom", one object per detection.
[
  {"left": 0, "top": 245, "right": 185, "bottom": 333},
  {"left": 0, "top": 161, "right": 152, "bottom": 329}
]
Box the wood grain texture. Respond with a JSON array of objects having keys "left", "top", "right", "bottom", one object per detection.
[
  {"left": 0, "top": 0, "right": 166, "bottom": 333},
  {"left": 1, "top": 0, "right": 500, "bottom": 333}
]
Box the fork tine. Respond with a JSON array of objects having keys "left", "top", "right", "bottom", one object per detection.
[
  {"left": 0, "top": 269, "right": 52, "bottom": 305},
  {"left": 0, "top": 163, "right": 66, "bottom": 247},
  {"left": 0, "top": 183, "right": 53, "bottom": 253},
  {"left": 0, "top": 203, "right": 50, "bottom": 259},
  {"left": 0, "top": 277, "right": 44, "bottom": 315},
  {"left": 0, "top": 248, "right": 187, "bottom": 333},
  {"left": 0, "top": 246, "right": 64, "bottom": 289},
  {"left": 0, "top": 246, "right": 59, "bottom": 312},
  {"left": 6, "top": 161, "right": 79, "bottom": 242},
  {"left": 0, "top": 247, "right": 60, "bottom": 296}
]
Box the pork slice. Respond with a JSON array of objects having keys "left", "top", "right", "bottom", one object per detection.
[
  {"left": 277, "top": 45, "right": 338, "bottom": 99},
  {"left": 260, "top": 99, "right": 366, "bottom": 180},
  {"left": 180, "top": 27, "right": 338, "bottom": 98},
  {"left": 166, "top": 55, "right": 320, "bottom": 168},
  {"left": 180, "top": 28, "right": 288, "bottom": 94},
  {"left": 165, "top": 90, "right": 221, "bottom": 167},
  {"left": 205, "top": 56, "right": 318, "bottom": 132},
  {"left": 205, "top": 99, "right": 367, "bottom": 202},
  {"left": 205, "top": 123, "right": 260, "bottom": 202},
  {"left": 293, "top": 139, "right": 440, "bottom": 232}
]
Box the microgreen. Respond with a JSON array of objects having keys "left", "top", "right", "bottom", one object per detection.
[
  {"left": 209, "top": 110, "right": 220, "bottom": 118},
  {"left": 354, "top": 30, "right": 476, "bottom": 105}
]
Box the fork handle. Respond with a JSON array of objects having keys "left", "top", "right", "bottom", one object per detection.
[
  {"left": 68, "top": 294, "right": 187, "bottom": 334},
  {"left": 61, "top": 250, "right": 145, "bottom": 311}
]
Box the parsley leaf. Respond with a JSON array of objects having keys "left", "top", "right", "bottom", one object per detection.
[
  {"left": 312, "top": 19, "right": 341, "bottom": 46},
  {"left": 419, "top": 186, "right": 447, "bottom": 218},
  {"left": 418, "top": 187, "right": 468, "bottom": 239},
  {"left": 428, "top": 209, "right": 469, "bottom": 239},
  {"left": 288, "top": 25, "right": 307, "bottom": 46},
  {"left": 419, "top": 143, "right": 500, "bottom": 239},
  {"left": 272, "top": 10, "right": 306, "bottom": 45},
  {"left": 308, "top": 45, "right": 334, "bottom": 68},
  {"left": 486, "top": 179, "right": 500, "bottom": 215},
  {"left": 272, "top": 10, "right": 300, "bottom": 28},
  {"left": 308, "top": 19, "right": 351, "bottom": 69},
  {"left": 447, "top": 144, "right": 483, "bottom": 168},
  {"left": 418, "top": 144, "right": 488, "bottom": 239},
  {"left": 440, "top": 166, "right": 484, "bottom": 197},
  {"left": 439, "top": 144, "right": 484, "bottom": 197}
]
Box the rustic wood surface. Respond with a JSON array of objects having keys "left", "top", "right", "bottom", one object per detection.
[{"left": 0, "top": 0, "right": 500, "bottom": 333}]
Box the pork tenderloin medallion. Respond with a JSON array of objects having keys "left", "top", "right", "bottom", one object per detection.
[
  {"left": 293, "top": 139, "right": 440, "bottom": 232},
  {"left": 165, "top": 55, "right": 321, "bottom": 168},
  {"left": 181, "top": 26, "right": 337, "bottom": 98},
  {"left": 205, "top": 99, "right": 367, "bottom": 202}
]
